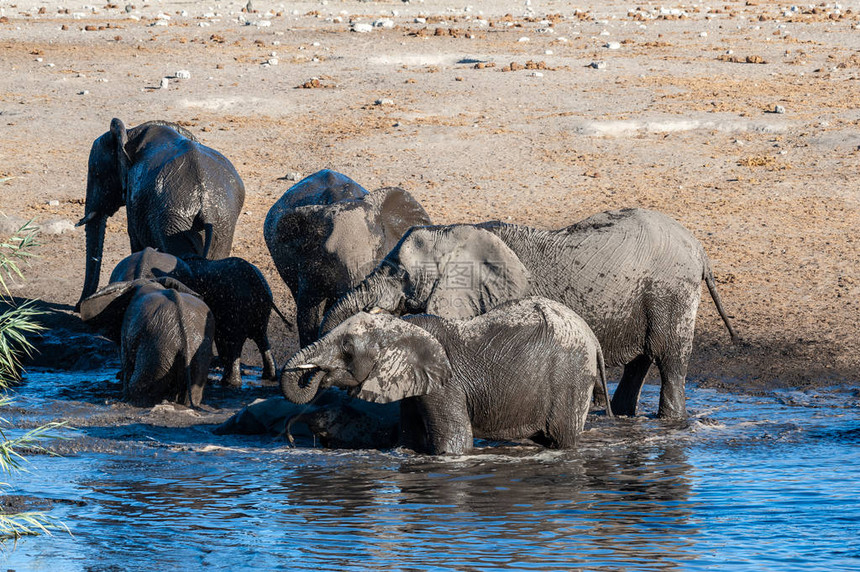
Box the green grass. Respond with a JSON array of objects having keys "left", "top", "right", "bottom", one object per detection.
[{"left": 0, "top": 220, "right": 69, "bottom": 544}]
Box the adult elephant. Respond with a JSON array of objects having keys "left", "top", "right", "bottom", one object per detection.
[
  {"left": 321, "top": 208, "right": 738, "bottom": 420},
  {"left": 263, "top": 169, "right": 431, "bottom": 347},
  {"left": 76, "top": 118, "right": 245, "bottom": 309},
  {"left": 282, "top": 298, "right": 610, "bottom": 455}
]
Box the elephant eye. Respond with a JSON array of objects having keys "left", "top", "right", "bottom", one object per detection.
[{"left": 341, "top": 335, "right": 355, "bottom": 356}]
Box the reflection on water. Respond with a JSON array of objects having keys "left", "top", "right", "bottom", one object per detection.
[{"left": 4, "top": 372, "right": 860, "bottom": 571}]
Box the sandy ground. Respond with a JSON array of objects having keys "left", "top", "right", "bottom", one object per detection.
[{"left": 0, "top": 0, "right": 858, "bottom": 395}]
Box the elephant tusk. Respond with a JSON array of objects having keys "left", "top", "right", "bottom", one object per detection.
[
  {"left": 283, "top": 364, "right": 317, "bottom": 371},
  {"left": 76, "top": 212, "right": 97, "bottom": 227}
]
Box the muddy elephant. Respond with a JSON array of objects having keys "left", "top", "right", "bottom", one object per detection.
[
  {"left": 282, "top": 297, "right": 611, "bottom": 455},
  {"left": 263, "top": 169, "right": 431, "bottom": 347},
  {"left": 108, "top": 247, "right": 290, "bottom": 386},
  {"left": 80, "top": 278, "right": 214, "bottom": 407},
  {"left": 322, "top": 208, "right": 738, "bottom": 420},
  {"left": 77, "top": 118, "right": 245, "bottom": 308},
  {"left": 213, "top": 391, "right": 400, "bottom": 449}
]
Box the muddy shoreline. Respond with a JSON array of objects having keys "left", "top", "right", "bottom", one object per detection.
[{"left": 1, "top": 0, "right": 857, "bottom": 396}]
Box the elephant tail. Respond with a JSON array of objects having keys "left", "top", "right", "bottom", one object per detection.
[
  {"left": 271, "top": 301, "right": 295, "bottom": 331},
  {"left": 202, "top": 222, "right": 214, "bottom": 258},
  {"left": 597, "top": 344, "right": 613, "bottom": 418},
  {"left": 703, "top": 257, "right": 739, "bottom": 343}
]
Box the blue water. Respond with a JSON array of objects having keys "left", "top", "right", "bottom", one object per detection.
[{"left": 2, "top": 371, "right": 858, "bottom": 571}]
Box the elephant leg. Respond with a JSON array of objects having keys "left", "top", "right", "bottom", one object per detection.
[
  {"left": 417, "top": 392, "right": 472, "bottom": 455},
  {"left": 187, "top": 348, "right": 211, "bottom": 407},
  {"left": 610, "top": 355, "right": 653, "bottom": 417},
  {"left": 216, "top": 338, "right": 243, "bottom": 388},
  {"left": 252, "top": 327, "right": 277, "bottom": 381},
  {"left": 296, "top": 300, "right": 328, "bottom": 347},
  {"left": 655, "top": 351, "right": 691, "bottom": 420}
]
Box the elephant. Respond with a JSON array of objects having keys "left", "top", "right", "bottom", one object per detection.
[
  {"left": 263, "top": 169, "right": 431, "bottom": 347},
  {"left": 321, "top": 208, "right": 738, "bottom": 420},
  {"left": 213, "top": 391, "right": 400, "bottom": 449},
  {"left": 107, "top": 247, "right": 290, "bottom": 386},
  {"left": 281, "top": 297, "right": 611, "bottom": 455},
  {"left": 80, "top": 278, "right": 214, "bottom": 407},
  {"left": 76, "top": 118, "right": 245, "bottom": 309}
]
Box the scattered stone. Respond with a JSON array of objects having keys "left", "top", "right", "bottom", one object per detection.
[
  {"left": 38, "top": 219, "right": 76, "bottom": 235},
  {"left": 285, "top": 172, "right": 303, "bottom": 182},
  {"left": 373, "top": 19, "right": 395, "bottom": 29},
  {"left": 517, "top": 37, "right": 530, "bottom": 42},
  {"left": 773, "top": 105, "right": 787, "bottom": 114},
  {"left": 589, "top": 61, "right": 607, "bottom": 69},
  {"left": 160, "top": 77, "right": 169, "bottom": 89},
  {"left": 529, "top": 72, "right": 544, "bottom": 77},
  {"left": 78, "top": 90, "right": 89, "bottom": 95},
  {"left": 605, "top": 41, "right": 621, "bottom": 49},
  {"left": 175, "top": 70, "right": 191, "bottom": 79},
  {"left": 352, "top": 22, "right": 374, "bottom": 33},
  {"left": 47, "top": 200, "right": 60, "bottom": 207},
  {"left": 375, "top": 98, "right": 395, "bottom": 106}
]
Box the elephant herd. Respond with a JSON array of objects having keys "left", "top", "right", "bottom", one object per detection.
[{"left": 76, "top": 118, "right": 737, "bottom": 455}]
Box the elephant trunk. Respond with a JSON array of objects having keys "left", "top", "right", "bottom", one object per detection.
[
  {"left": 280, "top": 340, "right": 337, "bottom": 404},
  {"left": 319, "top": 271, "right": 405, "bottom": 336},
  {"left": 78, "top": 215, "right": 107, "bottom": 309}
]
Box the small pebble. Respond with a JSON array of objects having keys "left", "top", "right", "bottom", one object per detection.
[
  {"left": 530, "top": 72, "right": 544, "bottom": 77},
  {"left": 375, "top": 98, "right": 395, "bottom": 106},
  {"left": 78, "top": 90, "right": 89, "bottom": 95},
  {"left": 589, "top": 61, "right": 607, "bottom": 70},
  {"left": 605, "top": 42, "right": 621, "bottom": 50},
  {"left": 518, "top": 37, "right": 530, "bottom": 43},
  {"left": 160, "top": 78, "right": 169, "bottom": 89},
  {"left": 774, "top": 105, "right": 786, "bottom": 114},
  {"left": 285, "top": 172, "right": 303, "bottom": 181},
  {"left": 352, "top": 23, "right": 374, "bottom": 33},
  {"left": 175, "top": 70, "right": 191, "bottom": 79},
  {"left": 48, "top": 200, "right": 60, "bottom": 207}
]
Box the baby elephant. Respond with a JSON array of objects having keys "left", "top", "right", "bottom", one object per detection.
[
  {"left": 81, "top": 278, "right": 214, "bottom": 407},
  {"left": 281, "top": 297, "right": 611, "bottom": 455},
  {"left": 109, "top": 248, "right": 290, "bottom": 387}
]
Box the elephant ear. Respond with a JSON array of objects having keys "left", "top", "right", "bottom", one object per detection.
[
  {"left": 354, "top": 315, "right": 451, "bottom": 404},
  {"left": 79, "top": 279, "right": 153, "bottom": 341},
  {"left": 110, "top": 118, "right": 132, "bottom": 198},
  {"left": 366, "top": 187, "right": 432, "bottom": 253},
  {"left": 152, "top": 276, "right": 201, "bottom": 298},
  {"left": 398, "top": 226, "right": 532, "bottom": 320}
]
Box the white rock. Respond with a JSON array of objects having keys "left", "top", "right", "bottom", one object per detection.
[
  {"left": 160, "top": 77, "right": 169, "bottom": 89},
  {"left": 605, "top": 41, "right": 621, "bottom": 49},
  {"left": 78, "top": 90, "right": 89, "bottom": 95},
  {"left": 774, "top": 105, "right": 786, "bottom": 114},
  {"left": 285, "top": 172, "right": 303, "bottom": 181},
  {"left": 517, "top": 37, "right": 530, "bottom": 42},
  {"left": 375, "top": 98, "right": 395, "bottom": 106},
  {"left": 267, "top": 58, "right": 279, "bottom": 66},
  {"left": 175, "top": 70, "right": 191, "bottom": 79},
  {"left": 529, "top": 71, "right": 544, "bottom": 77},
  {"left": 254, "top": 20, "right": 271, "bottom": 27},
  {"left": 39, "top": 219, "right": 76, "bottom": 235},
  {"left": 589, "top": 61, "right": 606, "bottom": 70},
  {"left": 47, "top": 200, "right": 60, "bottom": 207},
  {"left": 352, "top": 22, "right": 374, "bottom": 33},
  {"left": 373, "top": 18, "right": 395, "bottom": 28}
]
